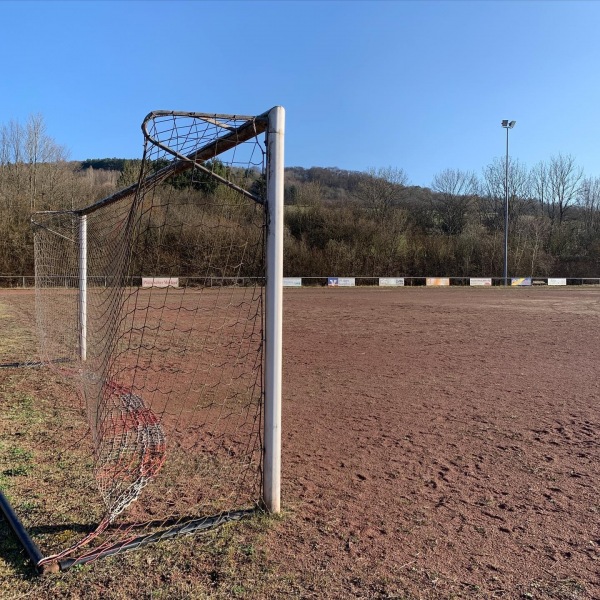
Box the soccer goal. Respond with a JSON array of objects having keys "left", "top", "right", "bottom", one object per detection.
[{"left": 0, "top": 107, "right": 284, "bottom": 573}]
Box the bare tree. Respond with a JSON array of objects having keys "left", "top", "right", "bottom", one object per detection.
[
  {"left": 430, "top": 168, "right": 478, "bottom": 235},
  {"left": 481, "top": 157, "right": 531, "bottom": 231},
  {"left": 357, "top": 166, "right": 408, "bottom": 219},
  {"left": 26, "top": 114, "right": 69, "bottom": 210},
  {"left": 530, "top": 160, "right": 549, "bottom": 217},
  {"left": 0, "top": 114, "right": 69, "bottom": 211},
  {"left": 0, "top": 120, "right": 26, "bottom": 200},
  {"left": 579, "top": 176, "right": 600, "bottom": 235},
  {"left": 539, "top": 154, "right": 584, "bottom": 225},
  {"left": 295, "top": 180, "right": 324, "bottom": 207}
]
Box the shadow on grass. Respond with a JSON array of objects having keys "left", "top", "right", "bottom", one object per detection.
[
  {"left": 0, "top": 511, "right": 96, "bottom": 578},
  {"left": 0, "top": 517, "right": 38, "bottom": 578},
  {"left": 27, "top": 507, "right": 258, "bottom": 538}
]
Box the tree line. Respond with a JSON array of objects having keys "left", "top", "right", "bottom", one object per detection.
[
  {"left": 284, "top": 160, "right": 600, "bottom": 278},
  {"left": 1, "top": 114, "right": 599, "bottom": 279}
]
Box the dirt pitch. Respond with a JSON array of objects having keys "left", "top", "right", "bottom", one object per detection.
[{"left": 1, "top": 286, "right": 600, "bottom": 599}]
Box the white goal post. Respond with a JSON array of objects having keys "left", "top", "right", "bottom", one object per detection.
[
  {"left": 264, "top": 106, "right": 285, "bottom": 513},
  {"left": 79, "top": 214, "right": 87, "bottom": 362},
  {"left": 3, "top": 106, "right": 285, "bottom": 573}
]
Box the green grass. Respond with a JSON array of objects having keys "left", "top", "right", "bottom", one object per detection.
[{"left": 0, "top": 513, "right": 291, "bottom": 600}]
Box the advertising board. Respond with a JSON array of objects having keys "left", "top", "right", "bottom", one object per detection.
[
  {"left": 426, "top": 277, "right": 450, "bottom": 286},
  {"left": 511, "top": 277, "right": 532, "bottom": 286},
  {"left": 470, "top": 278, "right": 492, "bottom": 286},
  {"left": 379, "top": 278, "right": 405, "bottom": 286},
  {"left": 141, "top": 277, "right": 179, "bottom": 288},
  {"left": 337, "top": 278, "right": 356, "bottom": 287},
  {"left": 283, "top": 277, "right": 302, "bottom": 287}
]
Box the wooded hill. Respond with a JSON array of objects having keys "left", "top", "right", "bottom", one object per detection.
[
  {"left": 2, "top": 128, "right": 600, "bottom": 278},
  {"left": 284, "top": 163, "right": 600, "bottom": 278}
]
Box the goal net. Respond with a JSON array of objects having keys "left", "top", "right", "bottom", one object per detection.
[{"left": 26, "top": 108, "right": 284, "bottom": 571}]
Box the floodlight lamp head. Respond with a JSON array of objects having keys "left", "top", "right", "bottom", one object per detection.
[
  {"left": 501, "top": 119, "right": 509, "bottom": 127},
  {"left": 509, "top": 120, "right": 516, "bottom": 128}
]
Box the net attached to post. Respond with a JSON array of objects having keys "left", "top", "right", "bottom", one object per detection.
[{"left": 31, "top": 111, "right": 269, "bottom": 568}]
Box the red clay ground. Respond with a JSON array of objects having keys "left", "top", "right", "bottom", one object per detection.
[
  {"left": 275, "top": 287, "right": 600, "bottom": 598},
  {"left": 1, "top": 286, "right": 600, "bottom": 598}
]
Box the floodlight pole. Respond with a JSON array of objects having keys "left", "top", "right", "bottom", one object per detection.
[
  {"left": 264, "top": 106, "right": 285, "bottom": 513},
  {"left": 501, "top": 120, "right": 516, "bottom": 286}
]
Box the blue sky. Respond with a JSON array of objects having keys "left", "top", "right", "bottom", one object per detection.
[{"left": 1, "top": 0, "right": 599, "bottom": 187}]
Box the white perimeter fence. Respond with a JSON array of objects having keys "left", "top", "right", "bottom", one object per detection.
[
  {"left": 290, "top": 276, "right": 595, "bottom": 287},
  {"left": 1, "top": 275, "right": 600, "bottom": 289}
]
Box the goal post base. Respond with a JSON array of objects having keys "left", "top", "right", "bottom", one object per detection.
[
  {"left": 56, "top": 507, "right": 258, "bottom": 572},
  {"left": 1, "top": 488, "right": 257, "bottom": 575},
  {"left": 0, "top": 489, "right": 46, "bottom": 573}
]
